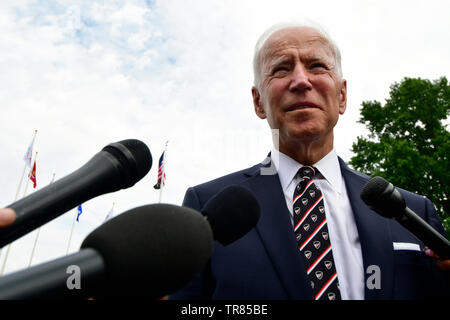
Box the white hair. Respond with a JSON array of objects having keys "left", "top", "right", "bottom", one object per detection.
[{"left": 252, "top": 20, "right": 343, "bottom": 89}]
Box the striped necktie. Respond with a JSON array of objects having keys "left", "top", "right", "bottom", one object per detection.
[{"left": 293, "top": 166, "right": 341, "bottom": 300}]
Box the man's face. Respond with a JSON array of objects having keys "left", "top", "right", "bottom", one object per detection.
[{"left": 252, "top": 27, "right": 347, "bottom": 152}]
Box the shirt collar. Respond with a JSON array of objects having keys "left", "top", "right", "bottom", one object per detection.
[{"left": 271, "top": 147, "right": 344, "bottom": 196}]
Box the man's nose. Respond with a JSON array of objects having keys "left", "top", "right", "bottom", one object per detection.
[{"left": 288, "top": 64, "right": 312, "bottom": 92}]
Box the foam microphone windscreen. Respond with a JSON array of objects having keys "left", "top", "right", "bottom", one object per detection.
[
  {"left": 102, "top": 139, "right": 152, "bottom": 188},
  {"left": 202, "top": 185, "right": 260, "bottom": 245},
  {"left": 360, "top": 176, "right": 391, "bottom": 206},
  {"left": 360, "top": 176, "right": 406, "bottom": 218},
  {"left": 81, "top": 204, "right": 213, "bottom": 299}
]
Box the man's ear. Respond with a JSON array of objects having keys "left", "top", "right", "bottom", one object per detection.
[
  {"left": 338, "top": 79, "right": 347, "bottom": 115},
  {"left": 252, "top": 87, "right": 266, "bottom": 119}
]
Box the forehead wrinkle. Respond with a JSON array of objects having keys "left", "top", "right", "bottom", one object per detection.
[
  {"left": 266, "top": 31, "right": 333, "bottom": 53},
  {"left": 261, "top": 34, "right": 334, "bottom": 64},
  {"left": 267, "top": 55, "right": 291, "bottom": 68},
  {"left": 262, "top": 48, "right": 334, "bottom": 74}
]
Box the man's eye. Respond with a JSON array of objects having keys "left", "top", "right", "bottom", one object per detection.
[
  {"left": 273, "top": 66, "right": 289, "bottom": 74},
  {"left": 310, "top": 63, "right": 327, "bottom": 70}
]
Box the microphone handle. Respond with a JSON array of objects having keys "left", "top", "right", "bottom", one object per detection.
[
  {"left": 397, "top": 207, "right": 450, "bottom": 260},
  {"left": 0, "top": 151, "right": 123, "bottom": 248},
  {"left": 0, "top": 248, "right": 105, "bottom": 299}
]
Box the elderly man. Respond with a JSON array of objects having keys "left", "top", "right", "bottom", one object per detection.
[
  {"left": 0, "top": 22, "right": 448, "bottom": 300},
  {"left": 170, "top": 22, "right": 449, "bottom": 300}
]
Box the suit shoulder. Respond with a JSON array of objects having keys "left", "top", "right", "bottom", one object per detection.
[
  {"left": 343, "top": 165, "right": 371, "bottom": 181},
  {"left": 183, "top": 163, "right": 261, "bottom": 209},
  {"left": 192, "top": 164, "right": 260, "bottom": 194}
]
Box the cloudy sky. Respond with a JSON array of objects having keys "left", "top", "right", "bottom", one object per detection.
[{"left": 0, "top": 0, "right": 449, "bottom": 275}]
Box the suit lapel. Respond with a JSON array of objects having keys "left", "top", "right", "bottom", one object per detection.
[
  {"left": 240, "top": 163, "right": 313, "bottom": 300},
  {"left": 339, "top": 159, "right": 394, "bottom": 299},
  {"left": 239, "top": 157, "right": 395, "bottom": 299}
]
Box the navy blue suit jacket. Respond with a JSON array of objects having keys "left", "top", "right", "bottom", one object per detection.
[{"left": 170, "top": 157, "right": 449, "bottom": 300}]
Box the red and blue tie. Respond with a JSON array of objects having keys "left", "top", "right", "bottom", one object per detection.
[{"left": 293, "top": 166, "right": 341, "bottom": 300}]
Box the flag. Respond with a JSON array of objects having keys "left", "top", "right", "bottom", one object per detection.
[
  {"left": 76, "top": 205, "right": 83, "bottom": 222},
  {"left": 24, "top": 137, "right": 35, "bottom": 168},
  {"left": 103, "top": 206, "right": 114, "bottom": 224},
  {"left": 153, "top": 151, "right": 166, "bottom": 189},
  {"left": 28, "top": 160, "right": 37, "bottom": 188}
]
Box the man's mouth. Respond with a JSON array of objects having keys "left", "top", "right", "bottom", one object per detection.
[{"left": 285, "top": 102, "right": 320, "bottom": 112}]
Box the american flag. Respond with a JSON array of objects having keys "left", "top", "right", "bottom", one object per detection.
[{"left": 153, "top": 151, "right": 166, "bottom": 190}]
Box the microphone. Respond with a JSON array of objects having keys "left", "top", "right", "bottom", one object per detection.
[
  {"left": 0, "top": 139, "right": 152, "bottom": 248},
  {"left": 0, "top": 186, "right": 261, "bottom": 299},
  {"left": 201, "top": 185, "right": 260, "bottom": 245},
  {"left": 0, "top": 204, "right": 214, "bottom": 299},
  {"left": 360, "top": 176, "right": 450, "bottom": 259}
]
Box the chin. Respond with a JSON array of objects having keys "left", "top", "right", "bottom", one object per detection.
[{"left": 288, "top": 122, "right": 323, "bottom": 138}]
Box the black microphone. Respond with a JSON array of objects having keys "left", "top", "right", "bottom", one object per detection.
[
  {"left": 0, "top": 139, "right": 152, "bottom": 248},
  {"left": 0, "top": 186, "right": 261, "bottom": 299},
  {"left": 360, "top": 176, "right": 450, "bottom": 259},
  {"left": 0, "top": 204, "right": 214, "bottom": 299},
  {"left": 201, "top": 185, "right": 260, "bottom": 245}
]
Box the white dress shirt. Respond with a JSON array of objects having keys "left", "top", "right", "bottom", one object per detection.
[{"left": 271, "top": 148, "right": 365, "bottom": 300}]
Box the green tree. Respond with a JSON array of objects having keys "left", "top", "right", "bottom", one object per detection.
[{"left": 350, "top": 77, "right": 450, "bottom": 235}]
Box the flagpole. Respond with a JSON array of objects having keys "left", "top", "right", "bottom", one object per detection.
[
  {"left": 110, "top": 202, "right": 115, "bottom": 218},
  {"left": 103, "top": 202, "right": 115, "bottom": 224},
  {"left": 28, "top": 173, "right": 55, "bottom": 268},
  {"left": 158, "top": 140, "right": 169, "bottom": 203},
  {"left": 0, "top": 151, "right": 38, "bottom": 276},
  {"left": 111, "top": 202, "right": 115, "bottom": 218},
  {"left": 14, "top": 164, "right": 28, "bottom": 201},
  {"left": 66, "top": 208, "right": 78, "bottom": 255}
]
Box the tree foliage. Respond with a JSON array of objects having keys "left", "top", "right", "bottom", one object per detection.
[{"left": 350, "top": 77, "right": 450, "bottom": 234}]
